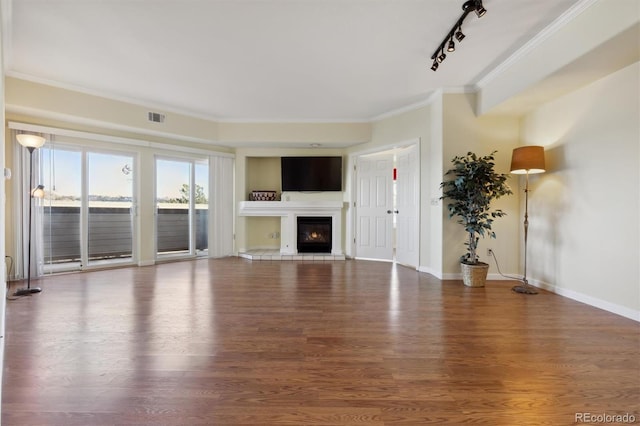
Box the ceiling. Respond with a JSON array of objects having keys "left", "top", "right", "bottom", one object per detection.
[{"left": 6, "top": 0, "right": 582, "bottom": 122}]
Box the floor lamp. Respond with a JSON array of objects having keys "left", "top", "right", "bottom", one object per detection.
[
  {"left": 510, "top": 146, "right": 545, "bottom": 295},
  {"left": 14, "top": 133, "right": 46, "bottom": 296}
]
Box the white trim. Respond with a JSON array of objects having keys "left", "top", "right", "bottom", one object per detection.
[
  {"left": 475, "top": 0, "right": 599, "bottom": 89},
  {"left": 369, "top": 91, "right": 441, "bottom": 122},
  {"left": 416, "top": 268, "right": 640, "bottom": 322},
  {"left": 138, "top": 260, "right": 156, "bottom": 267},
  {"left": 8, "top": 121, "right": 234, "bottom": 158},
  {"left": 217, "top": 117, "right": 370, "bottom": 124},
  {"left": 531, "top": 279, "right": 640, "bottom": 323},
  {"left": 348, "top": 138, "right": 420, "bottom": 158}
]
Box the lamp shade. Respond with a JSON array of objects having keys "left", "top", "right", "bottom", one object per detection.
[
  {"left": 16, "top": 134, "right": 46, "bottom": 149},
  {"left": 510, "top": 146, "right": 545, "bottom": 174}
]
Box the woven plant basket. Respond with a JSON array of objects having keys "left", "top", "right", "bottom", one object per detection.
[{"left": 461, "top": 262, "right": 489, "bottom": 287}]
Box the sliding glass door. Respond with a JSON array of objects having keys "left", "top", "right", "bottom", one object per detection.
[
  {"left": 155, "top": 157, "right": 208, "bottom": 258},
  {"left": 41, "top": 145, "right": 136, "bottom": 272}
]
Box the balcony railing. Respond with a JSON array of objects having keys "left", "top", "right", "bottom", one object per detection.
[{"left": 42, "top": 206, "right": 208, "bottom": 263}]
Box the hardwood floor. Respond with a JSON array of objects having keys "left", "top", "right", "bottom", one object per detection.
[{"left": 3, "top": 258, "right": 639, "bottom": 425}]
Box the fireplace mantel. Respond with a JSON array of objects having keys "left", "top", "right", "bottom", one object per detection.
[{"left": 238, "top": 201, "right": 345, "bottom": 255}]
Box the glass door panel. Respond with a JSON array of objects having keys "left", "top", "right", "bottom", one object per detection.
[
  {"left": 156, "top": 159, "right": 192, "bottom": 256},
  {"left": 41, "top": 147, "right": 82, "bottom": 272},
  {"left": 87, "top": 152, "right": 134, "bottom": 265}
]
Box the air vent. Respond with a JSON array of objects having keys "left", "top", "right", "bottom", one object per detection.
[{"left": 147, "top": 112, "right": 166, "bottom": 123}]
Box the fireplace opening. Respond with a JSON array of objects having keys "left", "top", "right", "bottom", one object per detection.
[{"left": 297, "top": 216, "right": 332, "bottom": 253}]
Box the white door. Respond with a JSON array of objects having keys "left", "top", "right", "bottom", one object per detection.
[
  {"left": 395, "top": 145, "right": 419, "bottom": 267},
  {"left": 355, "top": 153, "right": 394, "bottom": 260}
]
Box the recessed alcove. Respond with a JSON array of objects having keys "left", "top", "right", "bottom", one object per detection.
[{"left": 238, "top": 201, "right": 345, "bottom": 257}]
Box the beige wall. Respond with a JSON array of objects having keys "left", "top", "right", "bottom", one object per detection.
[
  {"left": 5, "top": 78, "right": 225, "bottom": 149},
  {"left": 520, "top": 62, "right": 640, "bottom": 318},
  {"left": 442, "top": 93, "right": 521, "bottom": 277},
  {"left": 219, "top": 122, "right": 370, "bottom": 146}
]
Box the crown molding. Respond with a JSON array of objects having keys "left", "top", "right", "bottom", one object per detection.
[
  {"left": 216, "top": 117, "right": 371, "bottom": 124},
  {"left": 6, "top": 70, "right": 224, "bottom": 122},
  {"left": 475, "top": 0, "right": 599, "bottom": 89}
]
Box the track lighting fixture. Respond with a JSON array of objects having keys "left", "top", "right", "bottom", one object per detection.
[{"left": 429, "top": 0, "right": 486, "bottom": 71}]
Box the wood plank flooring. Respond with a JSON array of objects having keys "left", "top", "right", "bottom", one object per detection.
[{"left": 3, "top": 258, "right": 639, "bottom": 425}]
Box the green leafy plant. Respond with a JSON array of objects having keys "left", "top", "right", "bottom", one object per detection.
[
  {"left": 440, "top": 151, "right": 513, "bottom": 264},
  {"left": 170, "top": 184, "right": 208, "bottom": 204}
]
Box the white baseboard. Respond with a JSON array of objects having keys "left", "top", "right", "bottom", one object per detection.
[
  {"left": 531, "top": 279, "right": 640, "bottom": 322},
  {"left": 138, "top": 260, "right": 155, "bottom": 267},
  {"left": 416, "top": 267, "right": 639, "bottom": 322},
  {"left": 417, "top": 266, "right": 443, "bottom": 279},
  {"left": 423, "top": 272, "right": 516, "bottom": 281}
]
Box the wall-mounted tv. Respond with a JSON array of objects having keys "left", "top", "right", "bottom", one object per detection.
[{"left": 281, "top": 156, "right": 343, "bottom": 192}]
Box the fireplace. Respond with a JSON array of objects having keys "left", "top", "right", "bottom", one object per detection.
[{"left": 297, "top": 216, "right": 332, "bottom": 253}]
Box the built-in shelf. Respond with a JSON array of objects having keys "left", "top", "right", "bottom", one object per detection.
[{"left": 238, "top": 201, "right": 345, "bottom": 256}]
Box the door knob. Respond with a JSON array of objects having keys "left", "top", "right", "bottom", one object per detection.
[{"left": 387, "top": 210, "right": 393, "bottom": 214}]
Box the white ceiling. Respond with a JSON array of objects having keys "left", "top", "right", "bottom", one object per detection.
[{"left": 6, "top": 0, "right": 581, "bottom": 122}]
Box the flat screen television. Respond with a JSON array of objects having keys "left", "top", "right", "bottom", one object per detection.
[{"left": 281, "top": 156, "right": 343, "bottom": 192}]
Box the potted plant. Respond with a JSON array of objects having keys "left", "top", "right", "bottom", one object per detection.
[{"left": 440, "top": 151, "right": 512, "bottom": 287}]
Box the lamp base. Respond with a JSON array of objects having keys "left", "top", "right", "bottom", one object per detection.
[
  {"left": 13, "top": 287, "right": 42, "bottom": 296},
  {"left": 512, "top": 284, "right": 538, "bottom": 295}
]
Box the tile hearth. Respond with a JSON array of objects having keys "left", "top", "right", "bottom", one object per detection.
[{"left": 238, "top": 249, "right": 345, "bottom": 261}]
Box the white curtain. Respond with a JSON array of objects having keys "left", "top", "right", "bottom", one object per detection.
[
  {"left": 208, "top": 155, "right": 234, "bottom": 257},
  {"left": 12, "top": 130, "right": 50, "bottom": 280}
]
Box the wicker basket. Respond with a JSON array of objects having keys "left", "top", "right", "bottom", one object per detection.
[
  {"left": 461, "top": 262, "right": 489, "bottom": 287},
  {"left": 249, "top": 190, "right": 277, "bottom": 201}
]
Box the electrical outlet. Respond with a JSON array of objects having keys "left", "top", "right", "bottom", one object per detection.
[{"left": 486, "top": 248, "right": 493, "bottom": 256}]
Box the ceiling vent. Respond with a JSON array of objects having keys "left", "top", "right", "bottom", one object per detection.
[{"left": 147, "top": 112, "right": 165, "bottom": 123}]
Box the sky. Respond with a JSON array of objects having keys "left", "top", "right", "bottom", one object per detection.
[{"left": 41, "top": 148, "right": 208, "bottom": 199}]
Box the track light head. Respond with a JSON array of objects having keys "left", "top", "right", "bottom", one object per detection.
[
  {"left": 431, "top": 60, "right": 439, "bottom": 71},
  {"left": 447, "top": 39, "right": 455, "bottom": 52},
  {"left": 438, "top": 52, "right": 446, "bottom": 63},
  {"left": 455, "top": 28, "right": 465, "bottom": 41},
  {"left": 462, "top": 0, "right": 487, "bottom": 16}
]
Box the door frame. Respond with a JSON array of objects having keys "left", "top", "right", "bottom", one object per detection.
[
  {"left": 39, "top": 143, "right": 139, "bottom": 273},
  {"left": 346, "top": 138, "right": 420, "bottom": 265},
  {"left": 153, "top": 154, "right": 209, "bottom": 261}
]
